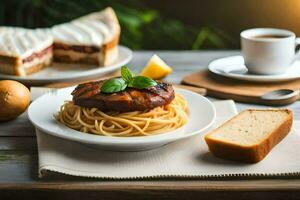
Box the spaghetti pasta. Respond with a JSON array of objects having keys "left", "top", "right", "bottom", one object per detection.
[{"left": 55, "top": 94, "right": 188, "bottom": 137}]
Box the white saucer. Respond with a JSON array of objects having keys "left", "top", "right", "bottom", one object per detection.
[
  {"left": 208, "top": 55, "right": 300, "bottom": 82},
  {"left": 0, "top": 45, "right": 132, "bottom": 86}
]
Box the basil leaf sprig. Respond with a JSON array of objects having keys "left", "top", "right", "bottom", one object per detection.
[
  {"left": 128, "top": 76, "right": 157, "bottom": 89},
  {"left": 121, "top": 66, "right": 133, "bottom": 83},
  {"left": 100, "top": 78, "right": 127, "bottom": 93},
  {"left": 101, "top": 66, "right": 157, "bottom": 93}
]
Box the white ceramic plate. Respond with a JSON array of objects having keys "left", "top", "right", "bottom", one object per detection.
[
  {"left": 209, "top": 55, "right": 300, "bottom": 82},
  {"left": 0, "top": 46, "right": 132, "bottom": 86},
  {"left": 28, "top": 87, "right": 216, "bottom": 151}
]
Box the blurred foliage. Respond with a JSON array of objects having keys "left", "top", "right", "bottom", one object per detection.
[{"left": 0, "top": 0, "right": 236, "bottom": 50}]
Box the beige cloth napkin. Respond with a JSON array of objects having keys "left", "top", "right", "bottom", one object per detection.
[{"left": 36, "top": 100, "right": 300, "bottom": 178}]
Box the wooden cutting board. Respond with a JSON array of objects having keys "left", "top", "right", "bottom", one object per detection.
[{"left": 182, "top": 70, "right": 300, "bottom": 106}]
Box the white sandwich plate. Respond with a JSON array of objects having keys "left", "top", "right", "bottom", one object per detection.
[
  {"left": 208, "top": 55, "right": 300, "bottom": 82},
  {"left": 0, "top": 45, "right": 132, "bottom": 86},
  {"left": 28, "top": 87, "right": 216, "bottom": 151}
]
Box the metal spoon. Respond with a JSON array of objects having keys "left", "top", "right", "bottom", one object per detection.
[{"left": 260, "top": 89, "right": 300, "bottom": 105}]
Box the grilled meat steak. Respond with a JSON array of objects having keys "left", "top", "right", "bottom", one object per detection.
[{"left": 71, "top": 80, "right": 175, "bottom": 112}]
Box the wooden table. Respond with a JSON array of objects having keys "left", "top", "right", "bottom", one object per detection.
[{"left": 1, "top": 51, "right": 300, "bottom": 200}]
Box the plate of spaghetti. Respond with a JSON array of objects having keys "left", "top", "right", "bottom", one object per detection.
[{"left": 28, "top": 67, "right": 216, "bottom": 151}]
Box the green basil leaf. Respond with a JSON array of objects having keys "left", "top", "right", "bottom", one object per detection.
[
  {"left": 101, "top": 78, "right": 127, "bottom": 93},
  {"left": 128, "top": 76, "right": 157, "bottom": 89},
  {"left": 121, "top": 66, "right": 133, "bottom": 83}
]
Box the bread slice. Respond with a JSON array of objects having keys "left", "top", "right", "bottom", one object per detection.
[{"left": 204, "top": 109, "right": 293, "bottom": 163}]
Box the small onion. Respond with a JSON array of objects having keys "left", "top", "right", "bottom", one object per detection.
[{"left": 0, "top": 80, "right": 30, "bottom": 121}]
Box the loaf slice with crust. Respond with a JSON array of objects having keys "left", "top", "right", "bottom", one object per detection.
[{"left": 204, "top": 109, "right": 293, "bottom": 163}]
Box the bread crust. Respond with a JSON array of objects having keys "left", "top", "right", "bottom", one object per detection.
[
  {"left": 101, "top": 42, "right": 119, "bottom": 65},
  {"left": 0, "top": 55, "right": 21, "bottom": 75},
  {"left": 204, "top": 109, "right": 293, "bottom": 163}
]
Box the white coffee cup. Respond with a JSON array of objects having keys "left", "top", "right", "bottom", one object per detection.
[{"left": 241, "top": 28, "right": 300, "bottom": 75}]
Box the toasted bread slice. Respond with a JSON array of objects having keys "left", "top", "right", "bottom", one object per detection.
[{"left": 204, "top": 109, "right": 293, "bottom": 163}]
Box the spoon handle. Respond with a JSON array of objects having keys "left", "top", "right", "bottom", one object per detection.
[{"left": 260, "top": 90, "right": 300, "bottom": 106}]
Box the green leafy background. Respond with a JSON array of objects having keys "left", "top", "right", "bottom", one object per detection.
[{"left": 0, "top": 0, "right": 236, "bottom": 50}]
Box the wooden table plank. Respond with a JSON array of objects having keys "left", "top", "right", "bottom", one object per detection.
[
  {"left": 0, "top": 191, "right": 298, "bottom": 200},
  {"left": 0, "top": 50, "right": 300, "bottom": 199},
  {"left": 0, "top": 112, "right": 35, "bottom": 137},
  {"left": 2, "top": 178, "right": 300, "bottom": 190},
  {"left": 0, "top": 138, "right": 36, "bottom": 151}
]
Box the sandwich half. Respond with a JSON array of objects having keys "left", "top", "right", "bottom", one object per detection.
[
  {"left": 0, "top": 28, "right": 53, "bottom": 76},
  {"left": 51, "top": 7, "right": 120, "bottom": 66}
]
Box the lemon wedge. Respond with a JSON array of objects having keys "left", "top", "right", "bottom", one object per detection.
[{"left": 141, "top": 54, "right": 172, "bottom": 79}]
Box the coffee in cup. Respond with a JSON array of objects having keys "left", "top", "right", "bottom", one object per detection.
[{"left": 241, "top": 28, "right": 300, "bottom": 75}]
